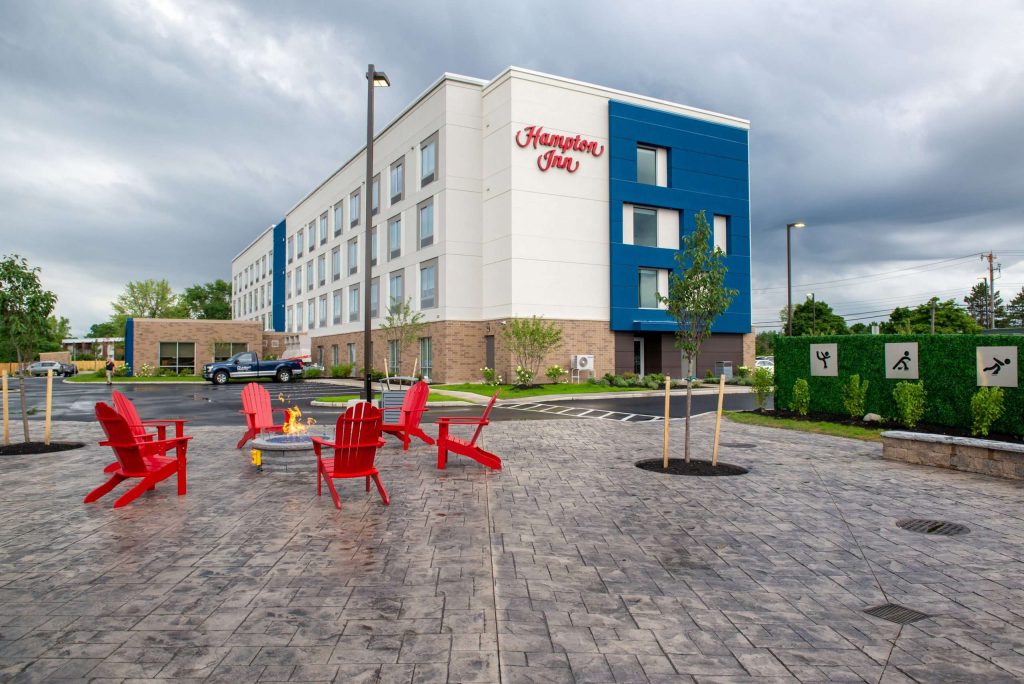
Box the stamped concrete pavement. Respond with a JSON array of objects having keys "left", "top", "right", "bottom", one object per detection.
[{"left": 1, "top": 416, "right": 1023, "bottom": 682}]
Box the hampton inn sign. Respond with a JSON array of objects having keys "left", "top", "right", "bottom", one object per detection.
[{"left": 514, "top": 124, "right": 605, "bottom": 173}]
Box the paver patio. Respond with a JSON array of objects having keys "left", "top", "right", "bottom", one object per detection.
[{"left": 1, "top": 415, "right": 1023, "bottom": 682}]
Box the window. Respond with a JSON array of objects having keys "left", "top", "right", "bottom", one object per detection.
[
  {"left": 370, "top": 277, "right": 379, "bottom": 318},
  {"left": 307, "top": 298, "right": 315, "bottom": 329},
  {"left": 296, "top": 302, "right": 304, "bottom": 331},
  {"left": 418, "top": 199, "right": 434, "bottom": 248},
  {"left": 390, "top": 156, "right": 404, "bottom": 203},
  {"left": 331, "top": 345, "right": 339, "bottom": 367},
  {"left": 638, "top": 268, "right": 668, "bottom": 309},
  {"left": 306, "top": 261, "right": 313, "bottom": 291},
  {"left": 371, "top": 174, "right": 380, "bottom": 215},
  {"left": 637, "top": 145, "right": 657, "bottom": 185},
  {"left": 317, "top": 346, "right": 324, "bottom": 366},
  {"left": 286, "top": 271, "right": 292, "bottom": 300},
  {"left": 714, "top": 214, "right": 729, "bottom": 254},
  {"left": 348, "top": 343, "right": 356, "bottom": 365},
  {"left": 388, "top": 339, "right": 400, "bottom": 372},
  {"left": 333, "top": 290, "right": 342, "bottom": 324},
  {"left": 259, "top": 285, "right": 264, "bottom": 309},
  {"left": 287, "top": 236, "right": 294, "bottom": 262},
  {"left": 350, "top": 189, "right": 360, "bottom": 226},
  {"left": 348, "top": 238, "right": 358, "bottom": 275},
  {"left": 370, "top": 226, "right": 378, "bottom": 266},
  {"left": 420, "top": 337, "right": 432, "bottom": 380},
  {"left": 633, "top": 207, "right": 658, "bottom": 247},
  {"left": 159, "top": 342, "right": 195, "bottom": 373},
  {"left": 294, "top": 267, "right": 302, "bottom": 296},
  {"left": 420, "top": 259, "right": 437, "bottom": 309},
  {"left": 421, "top": 132, "right": 437, "bottom": 185},
  {"left": 319, "top": 295, "right": 327, "bottom": 327},
  {"left": 389, "top": 270, "right": 404, "bottom": 307},
  {"left": 331, "top": 247, "right": 341, "bottom": 281},
  {"left": 287, "top": 306, "right": 294, "bottom": 332},
  {"left": 334, "top": 202, "right": 344, "bottom": 235},
  {"left": 213, "top": 342, "right": 248, "bottom": 362},
  {"left": 307, "top": 223, "right": 315, "bottom": 252},
  {"left": 262, "top": 255, "right": 267, "bottom": 277},
  {"left": 296, "top": 230, "right": 304, "bottom": 255},
  {"left": 388, "top": 215, "right": 401, "bottom": 260},
  {"left": 317, "top": 254, "right": 326, "bottom": 286},
  {"left": 348, "top": 285, "right": 360, "bottom": 321},
  {"left": 320, "top": 212, "right": 328, "bottom": 245}
]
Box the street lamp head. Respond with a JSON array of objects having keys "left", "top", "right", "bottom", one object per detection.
[
  {"left": 787, "top": 222, "right": 806, "bottom": 229},
  {"left": 371, "top": 71, "right": 390, "bottom": 87}
]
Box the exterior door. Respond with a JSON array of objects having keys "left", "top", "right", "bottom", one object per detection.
[
  {"left": 633, "top": 337, "right": 644, "bottom": 376},
  {"left": 485, "top": 335, "right": 495, "bottom": 369}
]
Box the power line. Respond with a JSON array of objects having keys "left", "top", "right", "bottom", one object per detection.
[{"left": 751, "top": 254, "right": 978, "bottom": 293}]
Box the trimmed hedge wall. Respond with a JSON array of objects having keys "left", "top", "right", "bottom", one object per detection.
[{"left": 775, "top": 334, "right": 1024, "bottom": 436}]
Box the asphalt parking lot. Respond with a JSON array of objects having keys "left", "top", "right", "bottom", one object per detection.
[{"left": 3, "top": 377, "right": 757, "bottom": 427}]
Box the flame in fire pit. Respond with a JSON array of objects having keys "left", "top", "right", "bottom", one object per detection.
[{"left": 282, "top": 406, "right": 316, "bottom": 435}]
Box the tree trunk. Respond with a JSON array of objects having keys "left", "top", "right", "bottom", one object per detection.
[
  {"left": 16, "top": 349, "right": 30, "bottom": 443},
  {"left": 685, "top": 381, "right": 692, "bottom": 464}
]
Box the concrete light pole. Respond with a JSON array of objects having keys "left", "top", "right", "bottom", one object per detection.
[
  {"left": 364, "top": 64, "right": 390, "bottom": 402},
  {"left": 786, "top": 222, "right": 806, "bottom": 336}
]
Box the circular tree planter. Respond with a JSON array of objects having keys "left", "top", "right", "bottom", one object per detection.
[
  {"left": 635, "top": 458, "right": 748, "bottom": 476},
  {"left": 0, "top": 442, "right": 86, "bottom": 456}
]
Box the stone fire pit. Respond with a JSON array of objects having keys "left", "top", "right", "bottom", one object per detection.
[{"left": 251, "top": 432, "right": 330, "bottom": 473}]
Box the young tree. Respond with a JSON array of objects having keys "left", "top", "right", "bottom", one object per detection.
[
  {"left": 780, "top": 298, "right": 849, "bottom": 336},
  {"left": 755, "top": 330, "right": 779, "bottom": 356},
  {"left": 964, "top": 281, "right": 1006, "bottom": 328},
  {"left": 499, "top": 317, "right": 563, "bottom": 386},
  {"left": 882, "top": 298, "right": 981, "bottom": 334},
  {"left": 379, "top": 298, "right": 426, "bottom": 376},
  {"left": 0, "top": 255, "right": 58, "bottom": 442},
  {"left": 181, "top": 279, "right": 232, "bottom": 319},
  {"left": 1007, "top": 287, "right": 1024, "bottom": 328},
  {"left": 111, "top": 279, "right": 184, "bottom": 329},
  {"left": 660, "top": 211, "right": 738, "bottom": 464}
]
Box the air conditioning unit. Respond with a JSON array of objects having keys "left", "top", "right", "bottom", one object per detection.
[{"left": 571, "top": 354, "right": 595, "bottom": 371}]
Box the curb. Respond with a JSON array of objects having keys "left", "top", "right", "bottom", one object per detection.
[{"left": 309, "top": 400, "right": 471, "bottom": 409}]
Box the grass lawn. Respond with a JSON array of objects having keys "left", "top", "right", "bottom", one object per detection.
[
  {"left": 316, "top": 391, "right": 475, "bottom": 404},
  {"left": 433, "top": 382, "right": 653, "bottom": 400},
  {"left": 724, "top": 410, "right": 883, "bottom": 442},
  {"left": 67, "top": 374, "right": 205, "bottom": 383}
]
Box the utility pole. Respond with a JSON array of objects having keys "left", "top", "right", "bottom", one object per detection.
[
  {"left": 930, "top": 298, "right": 935, "bottom": 335},
  {"left": 981, "top": 252, "right": 999, "bottom": 329}
]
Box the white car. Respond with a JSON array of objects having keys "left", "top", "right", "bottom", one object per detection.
[
  {"left": 755, "top": 358, "right": 774, "bottom": 371},
  {"left": 27, "top": 360, "right": 64, "bottom": 377}
]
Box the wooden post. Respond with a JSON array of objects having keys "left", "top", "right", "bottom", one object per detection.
[
  {"left": 2, "top": 370, "right": 8, "bottom": 446},
  {"left": 44, "top": 369, "right": 53, "bottom": 445},
  {"left": 711, "top": 374, "right": 726, "bottom": 466},
  {"left": 662, "top": 377, "right": 671, "bottom": 469}
]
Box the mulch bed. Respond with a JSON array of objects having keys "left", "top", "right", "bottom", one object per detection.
[
  {"left": 759, "top": 408, "right": 1024, "bottom": 445},
  {"left": 0, "top": 442, "right": 86, "bottom": 456},
  {"left": 635, "top": 458, "right": 748, "bottom": 476}
]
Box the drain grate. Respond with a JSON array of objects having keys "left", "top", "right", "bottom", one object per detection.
[
  {"left": 864, "top": 603, "right": 930, "bottom": 625},
  {"left": 896, "top": 519, "right": 970, "bottom": 536},
  {"left": 720, "top": 442, "right": 757, "bottom": 449}
]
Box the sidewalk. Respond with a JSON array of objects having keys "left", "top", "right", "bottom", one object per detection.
[{"left": 2, "top": 416, "right": 1021, "bottom": 681}]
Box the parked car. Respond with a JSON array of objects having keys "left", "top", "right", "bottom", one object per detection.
[
  {"left": 755, "top": 358, "right": 774, "bottom": 371},
  {"left": 202, "top": 351, "right": 304, "bottom": 385},
  {"left": 60, "top": 362, "right": 78, "bottom": 377},
  {"left": 27, "top": 360, "right": 64, "bottom": 377}
]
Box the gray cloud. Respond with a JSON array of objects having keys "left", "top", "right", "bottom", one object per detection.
[{"left": 1, "top": 0, "right": 1022, "bottom": 334}]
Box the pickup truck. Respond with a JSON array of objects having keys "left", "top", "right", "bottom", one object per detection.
[{"left": 202, "top": 351, "right": 304, "bottom": 385}]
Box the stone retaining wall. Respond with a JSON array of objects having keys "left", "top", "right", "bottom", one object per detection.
[{"left": 880, "top": 430, "right": 1024, "bottom": 480}]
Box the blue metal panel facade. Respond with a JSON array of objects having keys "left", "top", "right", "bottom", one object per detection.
[
  {"left": 608, "top": 100, "right": 751, "bottom": 333},
  {"left": 272, "top": 219, "right": 286, "bottom": 331},
  {"left": 124, "top": 317, "right": 134, "bottom": 376}
]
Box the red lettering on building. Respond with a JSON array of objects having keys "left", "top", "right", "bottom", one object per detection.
[{"left": 515, "top": 125, "right": 603, "bottom": 173}]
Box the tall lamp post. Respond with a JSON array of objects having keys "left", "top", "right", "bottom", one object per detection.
[
  {"left": 807, "top": 292, "right": 815, "bottom": 335},
  {"left": 364, "top": 64, "right": 390, "bottom": 402},
  {"left": 786, "top": 221, "right": 806, "bottom": 336}
]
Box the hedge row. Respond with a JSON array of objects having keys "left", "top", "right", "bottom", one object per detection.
[{"left": 775, "top": 334, "right": 1024, "bottom": 436}]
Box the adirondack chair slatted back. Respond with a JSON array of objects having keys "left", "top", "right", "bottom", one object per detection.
[
  {"left": 331, "top": 404, "right": 383, "bottom": 473},
  {"left": 112, "top": 390, "right": 147, "bottom": 438},
  {"left": 468, "top": 392, "right": 499, "bottom": 446},
  {"left": 401, "top": 381, "right": 430, "bottom": 427},
  {"left": 242, "top": 383, "right": 275, "bottom": 429},
  {"left": 95, "top": 402, "right": 149, "bottom": 472}
]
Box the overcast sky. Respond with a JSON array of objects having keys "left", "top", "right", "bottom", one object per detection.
[{"left": 2, "top": 0, "right": 1023, "bottom": 335}]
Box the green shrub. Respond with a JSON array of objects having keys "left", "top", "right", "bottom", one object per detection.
[
  {"left": 114, "top": 364, "right": 131, "bottom": 377},
  {"left": 790, "top": 378, "right": 810, "bottom": 416},
  {"left": 610, "top": 374, "right": 629, "bottom": 387},
  {"left": 480, "top": 367, "right": 501, "bottom": 385},
  {"left": 736, "top": 365, "right": 751, "bottom": 379},
  {"left": 545, "top": 365, "right": 567, "bottom": 383},
  {"left": 704, "top": 369, "right": 715, "bottom": 381},
  {"left": 892, "top": 381, "right": 926, "bottom": 429},
  {"left": 841, "top": 374, "right": 869, "bottom": 418},
  {"left": 330, "top": 363, "right": 353, "bottom": 379},
  {"left": 971, "top": 386, "right": 1005, "bottom": 437},
  {"left": 751, "top": 367, "right": 774, "bottom": 410},
  {"left": 514, "top": 365, "right": 534, "bottom": 386},
  {"left": 358, "top": 368, "right": 386, "bottom": 381},
  {"left": 156, "top": 367, "right": 177, "bottom": 377},
  {"left": 303, "top": 367, "right": 322, "bottom": 379},
  {"left": 642, "top": 372, "right": 666, "bottom": 389},
  {"left": 620, "top": 372, "right": 641, "bottom": 386}
]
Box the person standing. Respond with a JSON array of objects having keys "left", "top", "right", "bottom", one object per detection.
[{"left": 105, "top": 358, "right": 115, "bottom": 385}]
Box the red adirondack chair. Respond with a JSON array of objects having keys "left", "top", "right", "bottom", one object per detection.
[
  {"left": 86, "top": 402, "right": 191, "bottom": 508},
  {"left": 381, "top": 381, "right": 435, "bottom": 451},
  {"left": 104, "top": 391, "right": 189, "bottom": 473},
  {"left": 436, "top": 391, "right": 501, "bottom": 470},
  {"left": 237, "top": 382, "right": 289, "bottom": 448},
  {"left": 310, "top": 403, "right": 388, "bottom": 510}
]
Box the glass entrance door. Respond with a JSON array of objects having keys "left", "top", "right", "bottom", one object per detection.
[{"left": 633, "top": 337, "right": 644, "bottom": 376}]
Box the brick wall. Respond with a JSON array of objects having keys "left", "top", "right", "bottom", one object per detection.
[{"left": 131, "top": 319, "right": 263, "bottom": 372}]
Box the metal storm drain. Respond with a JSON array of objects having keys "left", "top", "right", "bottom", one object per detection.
[
  {"left": 896, "top": 519, "right": 970, "bottom": 536},
  {"left": 864, "top": 603, "right": 930, "bottom": 625}
]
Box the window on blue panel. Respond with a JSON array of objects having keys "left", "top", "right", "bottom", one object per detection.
[
  {"left": 638, "top": 268, "right": 659, "bottom": 308},
  {"left": 633, "top": 207, "right": 658, "bottom": 247},
  {"left": 637, "top": 146, "right": 657, "bottom": 185},
  {"left": 713, "top": 214, "right": 729, "bottom": 254}
]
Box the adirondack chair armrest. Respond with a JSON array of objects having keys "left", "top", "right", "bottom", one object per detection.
[
  {"left": 141, "top": 419, "right": 187, "bottom": 427},
  {"left": 437, "top": 417, "right": 486, "bottom": 426}
]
